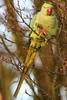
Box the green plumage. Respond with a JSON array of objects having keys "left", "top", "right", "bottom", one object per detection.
[{"left": 13, "top": 3, "right": 58, "bottom": 98}]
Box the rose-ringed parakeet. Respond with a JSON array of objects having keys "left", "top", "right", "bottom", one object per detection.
[{"left": 13, "top": 3, "right": 58, "bottom": 98}]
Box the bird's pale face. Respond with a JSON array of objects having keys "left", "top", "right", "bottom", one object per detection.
[{"left": 41, "top": 3, "right": 55, "bottom": 16}]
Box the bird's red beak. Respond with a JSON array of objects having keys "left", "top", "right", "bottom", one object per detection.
[{"left": 47, "top": 8, "right": 52, "bottom": 15}]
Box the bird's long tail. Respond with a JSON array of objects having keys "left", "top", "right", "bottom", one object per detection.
[{"left": 13, "top": 44, "right": 37, "bottom": 98}]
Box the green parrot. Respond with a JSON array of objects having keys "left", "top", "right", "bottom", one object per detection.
[{"left": 13, "top": 3, "right": 58, "bottom": 98}]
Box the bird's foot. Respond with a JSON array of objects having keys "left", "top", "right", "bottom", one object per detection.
[{"left": 39, "top": 29, "right": 49, "bottom": 36}]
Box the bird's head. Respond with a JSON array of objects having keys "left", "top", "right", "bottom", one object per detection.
[{"left": 41, "top": 3, "right": 55, "bottom": 16}]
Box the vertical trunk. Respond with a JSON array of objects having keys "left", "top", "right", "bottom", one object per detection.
[{"left": 0, "top": 62, "right": 11, "bottom": 100}]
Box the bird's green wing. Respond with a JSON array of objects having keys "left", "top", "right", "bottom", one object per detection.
[{"left": 29, "top": 14, "right": 37, "bottom": 35}]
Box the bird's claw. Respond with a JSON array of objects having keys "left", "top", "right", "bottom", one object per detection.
[{"left": 39, "top": 29, "right": 49, "bottom": 36}]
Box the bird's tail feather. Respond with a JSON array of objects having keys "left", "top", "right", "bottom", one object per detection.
[
  {"left": 13, "top": 67, "right": 28, "bottom": 98},
  {"left": 25, "top": 46, "right": 37, "bottom": 66},
  {"left": 13, "top": 47, "right": 37, "bottom": 98}
]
